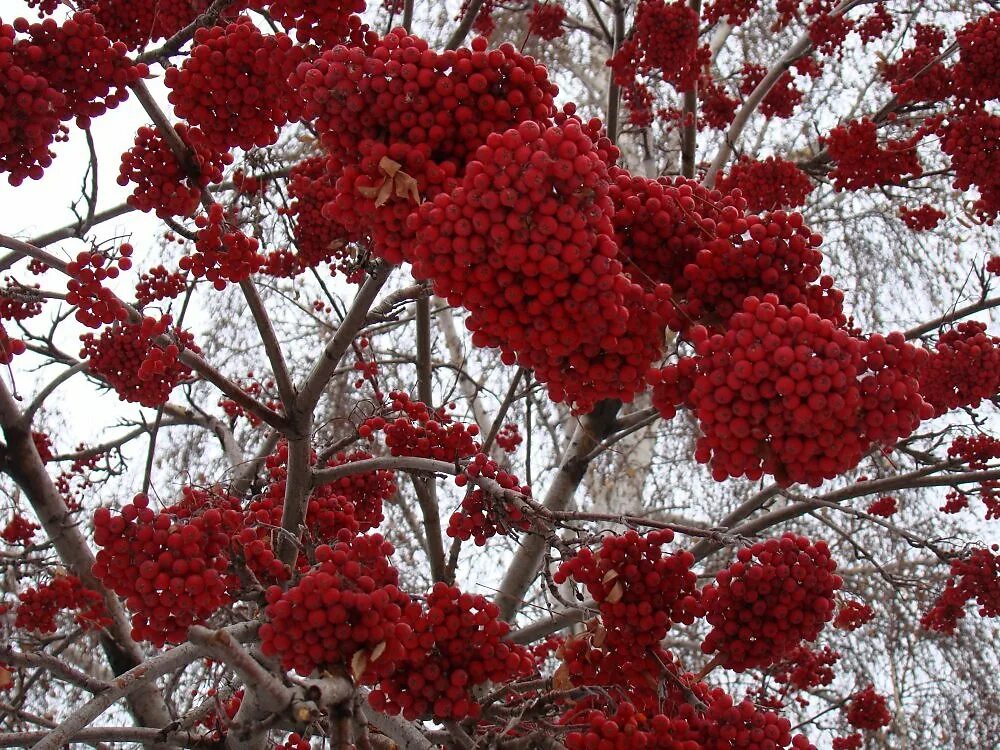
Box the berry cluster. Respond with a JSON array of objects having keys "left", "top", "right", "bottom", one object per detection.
[
  {"left": 1, "top": 514, "right": 38, "bottom": 545},
  {"left": 0, "top": 282, "right": 43, "bottom": 321},
  {"left": 771, "top": 645, "right": 839, "bottom": 697},
  {"left": 866, "top": 496, "right": 898, "bottom": 517},
  {"left": 10, "top": 12, "right": 145, "bottom": 129},
  {"left": 369, "top": 583, "right": 532, "bottom": 720},
  {"left": 833, "top": 599, "right": 875, "bottom": 630},
  {"left": 291, "top": 30, "right": 559, "bottom": 264},
  {"left": 14, "top": 575, "right": 110, "bottom": 634},
  {"left": 259, "top": 534, "right": 411, "bottom": 677},
  {"left": 898, "top": 204, "right": 946, "bottom": 231},
  {"left": 609, "top": 0, "right": 707, "bottom": 94},
  {"left": 65, "top": 246, "right": 131, "bottom": 327},
  {"left": 77, "top": 0, "right": 219, "bottom": 49},
  {"left": 832, "top": 735, "right": 862, "bottom": 750},
  {"left": 699, "top": 75, "right": 739, "bottom": 129},
  {"left": 270, "top": 156, "right": 348, "bottom": 277},
  {"left": 704, "top": 0, "right": 760, "bottom": 26},
  {"left": 739, "top": 64, "right": 802, "bottom": 119},
  {"left": 447, "top": 452, "right": 532, "bottom": 545},
  {"left": 0, "top": 12, "right": 140, "bottom": 184},
  {"left": 948, "top": 433, "right": 1000, "bottom": 469},
  {"left": 360, "top": 392, "right": 481, "bottom": 461},
  {"left": 268, "top": 0, "right": 365, "bottom": 47},
  {"left": 118, "top": 123, "right": 232, "bottom": 218},
  {"left": 134, "top": 265, "right": 188, "bottom": 306},
  {"left": 80, "top": 315, "right": 197, "bottom": 407},
  {"left": 845, "top": 685, "right": 892, "bottom": 730},
  {"left": 92, "top": 491, "right": 242, "bottom": 645},
  {"left": 528, "top": 2, "right": 567, "bottom": 40},
  {"left": 181, "top": 203, "right": 264, "bottom": 289},
  {"left": 495, "top": 423, "right": 523, "bottom": 452},
  {"left": 678, "top": 297, "right": 929, "bottom": 485},
  {"left": 938, "top": 107, "right": 1000, "bottom": 223},
  {"left": 918, "top": 321, "right": 1000, "bottom": 416},
  {"left": 553, "top": 529, "right": 702, "bottom": 648},
  {"left": 165, "top": 20, "right": 307, "bottom": 151},
  {"left": 953, "top": 12, "right": 1000, "bottom": 102},
  {"left": 321, "top": 450, "right": 395, "bottom": 532},
  {"left": 701, "top": 534, "right": 842, "bottom": 671},
  {"left": 715, "top": 156, "right": 814, "bottom": 212},
  {"left": 921, "top": 546, "right": 1000, "bottom": 633},
  {"left": 879, "top": 24, "right": 953, "bottom": 105},
  {"left": 824, "top": 118, "right": 922, "bottom": 190},
  {"left": 411, "top": 120, "right": 674, "bottom": 411}
]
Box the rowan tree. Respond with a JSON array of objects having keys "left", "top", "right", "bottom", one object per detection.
[{"left": 0, "top": 0, "right": 999, "bottom": 748}]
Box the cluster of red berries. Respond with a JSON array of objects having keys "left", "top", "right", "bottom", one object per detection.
[
  {"left": 412, "top": 120, "right": 674, "bottom": 411},
  {"left": 0, "top": 282, "right": 43, "bottom": 321},
  {"left": 807, "top": 7, "right": 854, "bottom": 56},
  {"left": 448, "top": 452, "right": 532, "bottom": 545},
  {"left": 609, "top": 0, "right": 707, "bottom": 94},
  {"left": 555, "top": 624, "right": 681, "bottom": 706},
  {"left": 921, "top": 546, "right": 1000, "bottom": 633},
  {"left": 0, "top": 12, "right": 134, "bottom": 184},
  {"left": 165, "top": 20, "right": 307, "bottom": 151},
  {"left": 14, "top": 575, "right": 110, "bottom": 634},
  {"left": 80, "top": 315, "right": 197, "bottom": 407},
  {"left": 563, "top": 693, "right": 816, "bottom": 750},
  {"left": 701, "top": 534, "right": 841, "bottom": 671},
  {"left": 553, "top": 529, "right": 702, "bottom": 648},
  {"left": 259, "top": 533, "right": 411, "bottom": 677},
  {"left": 134, "top": 265, "right": 188, "bottom": 306},
  {"left": 359, "top": 392, "right": 481, "bottom": 461},
  {"left": 268, "top": 0, "right": 365, "bottom": 47},
  {"left": 953, "top": 12, "right": 1000, "bottom": 102},
  {"left": 824, "top": 117, "right": 923, "bottom": 190},
  {"left": 845, "top": 685, "right": 892, "bottom": 730},
  {"left": 832, "top": 735, "right": 862, "bottom": 750},
  {"left": 77, "top": 0, "right": 218, "bottom": 49},
  {"left": 118, "top": 123, "right": 232, "bottom": 218},
  {"left": 715, "top": 156, "right": 814, "bottom": 212},
  {"left": 703, "top": 0, "right": 760, "bottom": 26},
  {"left": 948, "top": 433, "right": 1000, "bottom": 469},
  {"left": 878, "top": 24, "right": 953, "bottom": 105},
  {"left": 369, "top": 583, "right": 532, "bottom": 720},
  {"left": 698, "top": 75, "right": 739, "bottom": 129},
  {"left": 292, "top": 31, "right": 559, "bottom": 264},
  {"left": 857, "top": 2, "right": 894, "bottom": 44},
  {"left": 898, "top": 204, "right": 946, "bottom": 231},
  {"left": 271, "top": 156, "right": 348, "bottom": 277},
  {"left": 93, "top": 491, "right": 242, "bottom": 645},
  {"left": 2, "top": 513, "right": 38, "bottom": 545},
  {"left": 321, "top": 450, "right": 395, "bottom": 532},
  {"left": 495, "top": 423, "right": 523, "bottom": 452},
  {"left": 771, "top": 645, "right": 840, "bottom": 699},
  {"left": 65, "top": 246, "right": 131, "bottom": 327},
  {"left": 739, "top": 63, "right": 803, "bottom": 119},
  {"left": 833, "top": 599, "right": 875, "bottom": 630},
  {"left": 527, "top": 2, "right": 567, "bottom": 40},
  {"left": 10, "top": 12, "right": 144, "bottom": 129},
  {"left": 918, "top": 321, "right": 1000, "bottom": 416},
  {"left": 938, "top": 107, "right": 1000, "bottom": 223},
  {"left": 677, "top": 297, "right": 929, "bottom": 485},
  {"left": 181, "top": 203, "right": 264, "bottom": 289},
  {"left": 866, "top": 496, "right": 898, "bottom": 517}
]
